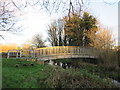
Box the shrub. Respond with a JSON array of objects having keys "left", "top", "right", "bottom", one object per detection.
[
  {"left": 45, "top": 67, "right": 115, "bottom": 88},
  {"left": 116, "top": 49, "right": 120, "bottom": 67},
  {"left": 2, "top": 52, "right": 7, "bottom": 58},
  {"left": 97, "top": 49, "right": 119, "bottom": 70}
]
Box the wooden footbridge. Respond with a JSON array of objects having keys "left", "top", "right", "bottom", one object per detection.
[{"left": 7, "top": 46, "right": 98, "bottom": 61}]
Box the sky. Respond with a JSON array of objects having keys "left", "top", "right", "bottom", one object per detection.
[
  {"left": 0, "top": 0, "right": 119, "bottom": 46},
  {"left": 86, "top": 1, "right": 118, "bottom": 45}
]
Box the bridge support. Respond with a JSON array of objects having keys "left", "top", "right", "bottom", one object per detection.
[
  {"left": 16, "top": 50, "right": 18, "bottom": 58},
  {"left": 7, "top": 51, "right": 10, "bottom": 59},
  {"left": 20, "top": 50, "right": 22, "bottom": 58},
  {"left": 37, "top": 60, "right": 45, "bottom": 64}
]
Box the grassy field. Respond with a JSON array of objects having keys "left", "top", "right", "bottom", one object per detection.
[
  {"left": 2, "top": 58, "right": 54, "bottom": 88},
  {"left": 2, "top": 58, "right": 119, "bottom": 88}
]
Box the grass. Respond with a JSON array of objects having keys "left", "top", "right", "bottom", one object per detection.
[
  {"left": 2, "top": 58, "right": 118, "bottom": 88},
  {"left": 2, "top": 58, "right": 53, "bottom": 88}
]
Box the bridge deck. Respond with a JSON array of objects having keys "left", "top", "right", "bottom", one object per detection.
[
  {"left": 37, "top": 54, "right": 98, "bottom": 61},
  {"left": 7, "top": 46, "right": 99, "bottom": 60}
]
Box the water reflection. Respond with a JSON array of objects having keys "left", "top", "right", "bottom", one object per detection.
[
  {"left": 48, "top": 60, "right": 54, "bottom": 65},
  {"left": 48, "top": 60, "right": 73, "bottom": 69}
]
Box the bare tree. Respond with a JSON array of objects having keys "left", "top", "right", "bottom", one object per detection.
[
  {"left": 0, "top": 0, "right": 22, "bottom": 39},
  {"left": 10, "top": 0, "right": 85, "bottom": 16},
  {"left": 10, "top": 0, "right": 118, "bottom": 16},
  {"left": 47, "top": 19, "right": 65, "bottom": 46},
  {"left": 32, "top": 34, "right": 45, "bottom": 48}
]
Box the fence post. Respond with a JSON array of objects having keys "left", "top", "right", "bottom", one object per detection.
[
  {"left": 16, "top": 50, "right": 18, "bottom": 58},
  {"left": 37, "top": 50, "right": 40, "bottom": 57},
  {"left": 30, "top": 50, "right": 33, "bottom": 57},
  {"left": 20, "top": 50, "right": 22, "bottom": 58},
  {"left": 33, "top": 49, "right": 35, "bottom": 57},
  {"left": 7, "top": 50, "right": 10, "bottom": 59}
]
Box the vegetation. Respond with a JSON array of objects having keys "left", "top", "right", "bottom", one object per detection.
[
  {"left": 97, "top": 49, "right": 119, "bottom": 69},
  {"left": 48, "top": 12, "right": 98, "bottom": 46},
  {"left": 54, "top": 58, "right": 120, "bottom": 82},
  {"left": 116, "top": 49, "right": 120, "bottom": 67},
  {"left": 2, "top": 58, "right": 118, "bottom": 88},
  {"left": 48, "top": 19, "right": 64, "bottom": 46},
  {"left": 31, "top": 34, "right": 45, "bottom": 48},
  {"left": 0, "top": 0, "right": 85, "bottom": 39},
  {"left": 87, "top": 27, "right": 114, "bottom": 49},
  {"left": 2, "top": 58, "right": 53, "bottom": 88},
  {"left": 46, "top": 67, "right": 115, "bottom": 88},
  {"left": 64, "top": 12, "right": 97, "bottom": 46},
  {"left": 1, "top": 0, "right": 119, "bottom": 89},
  {"left": 47, "top": 11, "right": 114, "bottom": 49}
]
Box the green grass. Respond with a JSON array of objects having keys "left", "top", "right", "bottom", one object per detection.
[
  {"left": 2, "top": 58, "right": 53, "bottom": 88},
  {"left": 2, "top": 58, "right": 118, "bottom": 88}
]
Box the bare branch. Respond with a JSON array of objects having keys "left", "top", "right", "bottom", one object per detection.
[
  {"left": 0, "top": 35, "right": 4, "bottom": 39},
  {"left": 103, "top": 0, "right": 118, "bottom": 5},
  {"left": 11, "top": 0, "right": 21, "bottom": 10},
  {"left": 0, "top": 0, "right": 22, "bottom": 39}
]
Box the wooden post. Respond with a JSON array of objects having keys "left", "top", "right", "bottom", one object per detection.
[
  {"left": 34, "top": 49, "right": 36, "bottom": 57},
  {"left": 71, "top": 47, "right": 74, "bottom": 54},
  {"left": 74, "top": 48, "right": 76, "bottom": 54},
  {"left": 47, "top": 48, "right": 48, "bottom": 55},
  {"left": 49, "top": 48, "right": 50, "bottom": 55},
  {"left": 56, "top": 48, "right": 58, "bottom": 54},
  {"left": 55, "top": 48, "right": 56, "bottom": 54},
  {"left": 16, "top": 50, "right": 18, "bottom": 58},
  {"left": 45, "top": 49, "right": 46, "bottom": 55},
  {"left": 31, "top": 50, "right": 32, "bottom": 57},
  {"left": 7, "top": 50, "right": 10, "bottom": 59},
  {"left": 40, "top": 49, "right": 42, "bottom": 56},
  {"left": 33, "top": 49, "right": 35, "bottom": 57},
  {"left": 38, "top": 50, "right": 40, "bottom": 56},
  {"left": 20, "top": 50, "right": 22, "bottom": 58},
  {"left": 43, "top": 49, "right": 45, "bottom": 56},
  {"left": 31, "top": 50, "right": 34, "bottom": 57},
  {"left": 78, "top": 47, "right": 80, "bottom": 54},
  {"left": 66, "top": 46, "right": 68, "bottom": 54},
  {"left": 50, "top": 48, "right": 52, "bottom": 55},
  {"left": 41, "top": 49, "right": 43, "bottom": 56}
]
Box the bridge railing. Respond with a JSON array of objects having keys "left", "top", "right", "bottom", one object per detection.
[
  {"left": 7, "top": 46, "right": 98, "bottom": 59},
  {"left": 33, "top": 46, "right": 98, "bottom": 57},
  {"left": 7, "top": 50, "right": 22, "bottom": 58}
]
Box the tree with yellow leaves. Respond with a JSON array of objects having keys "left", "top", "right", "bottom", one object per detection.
[{"left": 86, "top": 27, "right": 114, "bottom": 49}]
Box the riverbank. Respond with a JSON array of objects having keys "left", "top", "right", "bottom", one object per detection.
[
  {"left": 2, "top": 58, "right": 119, "bottom": 88},
  {"left": 53, "top": 58, "right": 120, "bottom": 82}
]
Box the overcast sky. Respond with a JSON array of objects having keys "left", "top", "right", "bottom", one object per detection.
[{"left": 0, "top": 0, "right": 119, "bottom": 46}]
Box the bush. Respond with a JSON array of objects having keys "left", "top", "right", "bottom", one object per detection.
[
  {"left": 45, "top": 67, "right": 115, "bottom": 88},
  {"left": 116, "top": 49, "right": 120, "bottom": 67},
  {"left": 2, "top": 52, "right": 7, "bottom": 58},
  {"left": 97, "top": 49, "right": 119, "bottom": 70}
]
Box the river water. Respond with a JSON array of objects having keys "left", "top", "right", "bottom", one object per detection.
[{"left": 48, "top": 60, "right": 73, "bottom": 69}]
